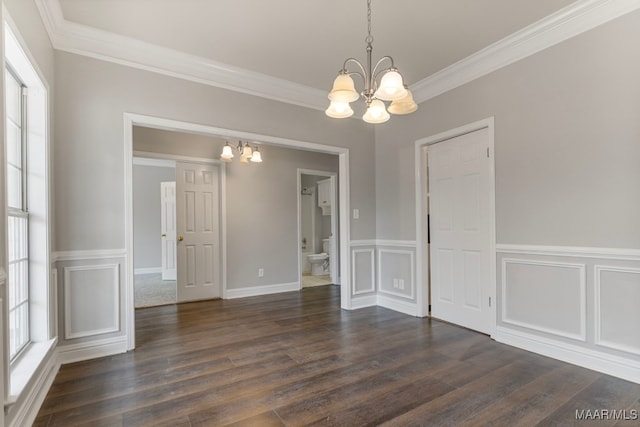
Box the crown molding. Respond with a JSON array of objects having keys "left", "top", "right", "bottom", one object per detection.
[
  {"left": 34, "top": 0, "right": 328, "bottom": 111},
  {"left": 36, "top": 0, "right": 640, "bottom": 110},
  {"left": 412, "top": 0, "right": 640, "bottom": 103}
]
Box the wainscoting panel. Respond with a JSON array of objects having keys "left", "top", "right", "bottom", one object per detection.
[
  {"left": 595, "top": 266, "right": 640, "bottom": 356},
  {"left": 352, "top": 248, "right": 375, "bottom": 295},
  {"left": 496, "top": 245, "right": 640, "bottom": 384},
  {"left": 378, "top": 249, "right": 415, "bottom": 301},
  {"left": 64, "top": 264, "right": 120, "bottom": 340},
  {"left": 501, "top": 258, "right": 586, "bottom": 341}
]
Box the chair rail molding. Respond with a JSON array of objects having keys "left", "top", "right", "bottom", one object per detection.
[{"left": 497, "top": 243, "right": 640, "bottom": 261}]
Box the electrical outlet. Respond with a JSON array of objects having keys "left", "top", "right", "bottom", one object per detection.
[
  {"left": 258, "top": 268, "right": 264, "bottom": 277},
  {"left": 399, "top": 279, "right": 405, "bottom": 290},
  {"left": 393, "top": 278, "right": 398, "bottom": 288},
  {"left": 353, "top": 209, "right": 360, "bottom": 219}
]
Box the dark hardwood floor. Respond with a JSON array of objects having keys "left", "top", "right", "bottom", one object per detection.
[{"left": 35, "top": 286, "right": 639, "bottom": 426}]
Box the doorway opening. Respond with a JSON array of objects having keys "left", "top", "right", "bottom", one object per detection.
[
  {"left": 124, "top": 114, "right": 352, "bottom": 350},
  {"left": 298, "top": 170, "right": 339, "bottom": 288},
  {"left": 415, "top": 117, "right": 496, "bottom": 335},
  {"left": 132, "top": 157, "right": 177, "bottom": 308}
]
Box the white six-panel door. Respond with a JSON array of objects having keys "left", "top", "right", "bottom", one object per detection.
[
  {"left": 176, "top": 162, "right": 220, "bottom": 302},
  {"left": 429, "top": 128, "right": 492, "bottom": 334},
  {"left": 160, "top": 181, "right": 177, "bottom": 281}
]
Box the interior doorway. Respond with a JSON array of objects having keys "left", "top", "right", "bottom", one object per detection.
[
  {"left": 132, "top": 157, "right": 177, "bottom": 308},
  {"left": 415, "top": 118, "right": 496, "bottom": 334},
  {"left": 298, "top": 169, "right": 339, "bottom": 288},
  {"left": 124, "top": 113, "right": 353, "bottom": 351}
]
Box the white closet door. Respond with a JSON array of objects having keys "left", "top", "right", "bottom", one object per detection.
[{"left": 429, "top": 128, "right": 492, "bottom": 334}]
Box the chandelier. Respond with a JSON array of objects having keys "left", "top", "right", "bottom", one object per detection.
[
  {"left": 220, "top": 141, "right": 262, "bottom": 163},
  {"left": 325, "top": 0, "right": 417, "bottom": 123}
]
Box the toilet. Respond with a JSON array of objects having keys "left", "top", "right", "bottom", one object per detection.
[{"left": 307, "top": 238, "right": 332, "bottom": 276}]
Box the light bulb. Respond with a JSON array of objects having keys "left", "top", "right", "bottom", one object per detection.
[
  {"left": 325, "top": 101, "right": 354, "bottom": 119},
  {"left": 362, "top": 100, "right": 390, "bottom": 124},
  {"left": 374, "top": 70, "right": 407, "bottom": 101}
]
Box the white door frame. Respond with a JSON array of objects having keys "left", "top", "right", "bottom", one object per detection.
[
  {"left": 297, "top": 169, "right": 339, "bottom": 287},
  {"left": 124, "top": 113, "right": 352, "bottom": 350},
  {"left": 414, "top": 117, "right": 496, "bottom": 335}
]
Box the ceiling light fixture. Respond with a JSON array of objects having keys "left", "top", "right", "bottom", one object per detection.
[
  {"left": 220, "top": 141, "right": 263, "bottom": 163},
  {"left": 326, "top": 0, "right": 417, "bottom": 123}
]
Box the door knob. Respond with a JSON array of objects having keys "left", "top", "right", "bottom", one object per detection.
[
  {"left": 178, "top": 235, "right": 184, "bottom": 241},
  {"left": 161, "top": 233, "right": 167, "bottom": 237}
]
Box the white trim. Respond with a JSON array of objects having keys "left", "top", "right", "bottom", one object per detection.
[
  {"left": 57, "top": 336, "right": 128, "bottom": 365},
  {"left": 494, "top": 326, "right": 640, "bottom": 385},
  {"left": 377, "top": 295, "right": 419, "bottom": 317},
  {"left": 225, "top": 282, "right": 299, "bottom": 299},
  {"left": 64, "top": 264, "right": 120, "bottom": 340},
  {"left": 133, "top": 150, "right": 221, "bottom": 166},
  {"left": 34, "top": 0, "right": 326, "bottom": 110},
  {"left": 52, "top": 248, "right": 126, "bottom": 262},
  {"left": 497, "top": 243, "right": 640, "bottom": 261},
  {"left": 350, "top": 295, "right": 377, "bottom": 310},
  {"left": 501, "top": 258, "right": 587, "bottom": 342},
  {"left": 351, "top": 248, "right": 375, "bottom": 295},
  {"left": 134, "top": 267, "right": 162, "bottom": 275},
  {"left": 377, "top": 249, "right": 416, "bottom": 301},
  {"left": 132, "top": 157, "right": 176, "bottom": 168},
  {"left": 415, "top": 117, "right": 496, "bottom": 325},
  {"left": 594, "top": 265, "right": 640, "bottom": 356},
  {"left": 6, "top": 343, "right": 59, "bottom": 427},
  {"left": 349, "top": 240, "right": 416, "bottom": 248},
  {"left": 411, "top": 0, "right": 640, "bottom": 103},
  {"left": 350, "top": 240, "right": 377, "bottom": 247},
  {"left": 376, "top": 240, "right": 417, "bottom": 248}
]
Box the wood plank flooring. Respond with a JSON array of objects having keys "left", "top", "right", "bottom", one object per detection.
[{"left": 35, "top": 285, "right": 640, "bottom": 426}]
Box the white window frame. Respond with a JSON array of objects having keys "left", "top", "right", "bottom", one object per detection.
[
  {"left": 4, "top": 18, "right": 54, "bottom": 403},
  {"left": 6, "top": 68, "right": 30, "bottom": 361}
]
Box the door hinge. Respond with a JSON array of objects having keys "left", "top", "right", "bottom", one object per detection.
[
  {"left": 486, "top": 147, "right": 490, "bottom": 158},
  {"left": 489, "top": 297, "right": 492, "bottom": 307}
]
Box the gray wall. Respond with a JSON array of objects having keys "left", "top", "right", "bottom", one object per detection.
[
  {"left": 375, "top": 9, "right": 640, "bottom": 249},
  {"left": 373, "top": 9, "right": 640, "bottom": 378},
  {"left": 54, "top": 51, "right": 376, "bottom": 253},
  {"left": 133, "top": 127, "right": 339, "bottom": 289},
  {"left": 133, "top": 164, "right": 175, "bottom": 270}
]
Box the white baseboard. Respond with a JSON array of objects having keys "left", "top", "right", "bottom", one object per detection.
[
  {"left": 377, "top": 295, "right": 419, "bottom": 317},
  {"left": 6, "top": 349, "right": 60, "bottom": 427},
  {"left": 494, "top": 326, "right": 640, "bottom": 385},
  {"left": 134, "top": 267, "right": 162, "bottom": 275},
  {"left": 57, "top": 336, "right": 128, "bottom": 364},
  {"left": 350, "top": 294, "right": 377, "bottom": 309},
  {"left": 225, "top": 282, "right": 299, "bottom": 299}
]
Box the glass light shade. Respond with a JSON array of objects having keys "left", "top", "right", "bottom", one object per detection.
[
  {"left": 388, "top": 89, "right": 418, "bottom": 115},
  {"left": 362, "top": 99, "right": 390, "bottom": 124},
  {"left": 328, "top": 74, "right": 359, "bottom": 103},
  {"left": 250, "top": 148, "right": 262, "bottom": 163},
  {"left": 239, "top": 155, "right": 249, "bottom": 164},
  {"left": 325, "top": 101, "right": 354, "bottom": 119},
  {"left": 374, "top": 70, "right": 407, "bottom": 101},
  {"left": 220, "top": 143, "right": 234, "bottom": 160},
  {"left": 241, "top": 144, "right": 253, "bottom": 158}
]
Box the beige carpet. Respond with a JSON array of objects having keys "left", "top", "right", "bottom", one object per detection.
[{"left": 135, "top": 273, "right": 177, "bottom": 308}]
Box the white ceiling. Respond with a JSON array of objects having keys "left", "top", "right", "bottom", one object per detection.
[{"left": 57, "top": 0, "right": 576, "bottom": 91}]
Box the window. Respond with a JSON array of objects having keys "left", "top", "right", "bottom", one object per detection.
[{"left": 5, "top": 69, "right": 30, "bottom": 360}]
